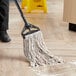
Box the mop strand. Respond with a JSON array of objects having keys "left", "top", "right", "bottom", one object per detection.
[{"left": 23, "top": 31, "right": 64, "bottom": 67}]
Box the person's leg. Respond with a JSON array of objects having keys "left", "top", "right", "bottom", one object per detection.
[
  {"left": 69, "top": 23, "right": 76, "bottom": 32},
  {"left": 0, "top": 0, "right": 11, "bottom": 42}
]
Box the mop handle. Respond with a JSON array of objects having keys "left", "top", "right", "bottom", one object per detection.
[{"left": 14, "top": 0, "right": 29, "bottom": 27}]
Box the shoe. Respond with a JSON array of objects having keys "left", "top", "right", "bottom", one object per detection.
[
  {"left": 69, "top": 23, "right": 76, "bottom": 32},
  {"left": 0, "top": 31, "right": 11, "bottom": 42}
]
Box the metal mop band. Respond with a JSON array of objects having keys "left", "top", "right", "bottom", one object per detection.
[{"left": 23, "top": 31, "right": 64, "bottom": 67}]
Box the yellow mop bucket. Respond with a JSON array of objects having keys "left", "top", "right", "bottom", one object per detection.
[{"left": 22, "top": 0, "right": 47, "bottom": 13}]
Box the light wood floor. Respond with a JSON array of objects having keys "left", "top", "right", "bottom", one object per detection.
[{"left": 0, "top": 0, "right": 76, "bottom": 76}]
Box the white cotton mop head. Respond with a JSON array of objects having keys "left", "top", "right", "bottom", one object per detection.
[{"left": 23, "top": 30, "right": 64, "bottom": 67}]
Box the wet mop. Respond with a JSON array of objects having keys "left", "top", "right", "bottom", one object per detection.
[{"left": 14, "top": 0, "right": 64, "bottom": 67}]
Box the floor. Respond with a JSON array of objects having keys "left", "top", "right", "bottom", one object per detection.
[{"left": 0, "top": 0, "right": 76, "bottom": 76}]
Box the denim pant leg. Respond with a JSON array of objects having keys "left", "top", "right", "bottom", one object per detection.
[{"left": 0, "top": 0, "right": 9, "bottom": 31}]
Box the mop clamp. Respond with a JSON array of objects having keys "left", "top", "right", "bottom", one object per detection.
[{"left": 21, "top": 23, "right": 40, "bottom": 38}]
